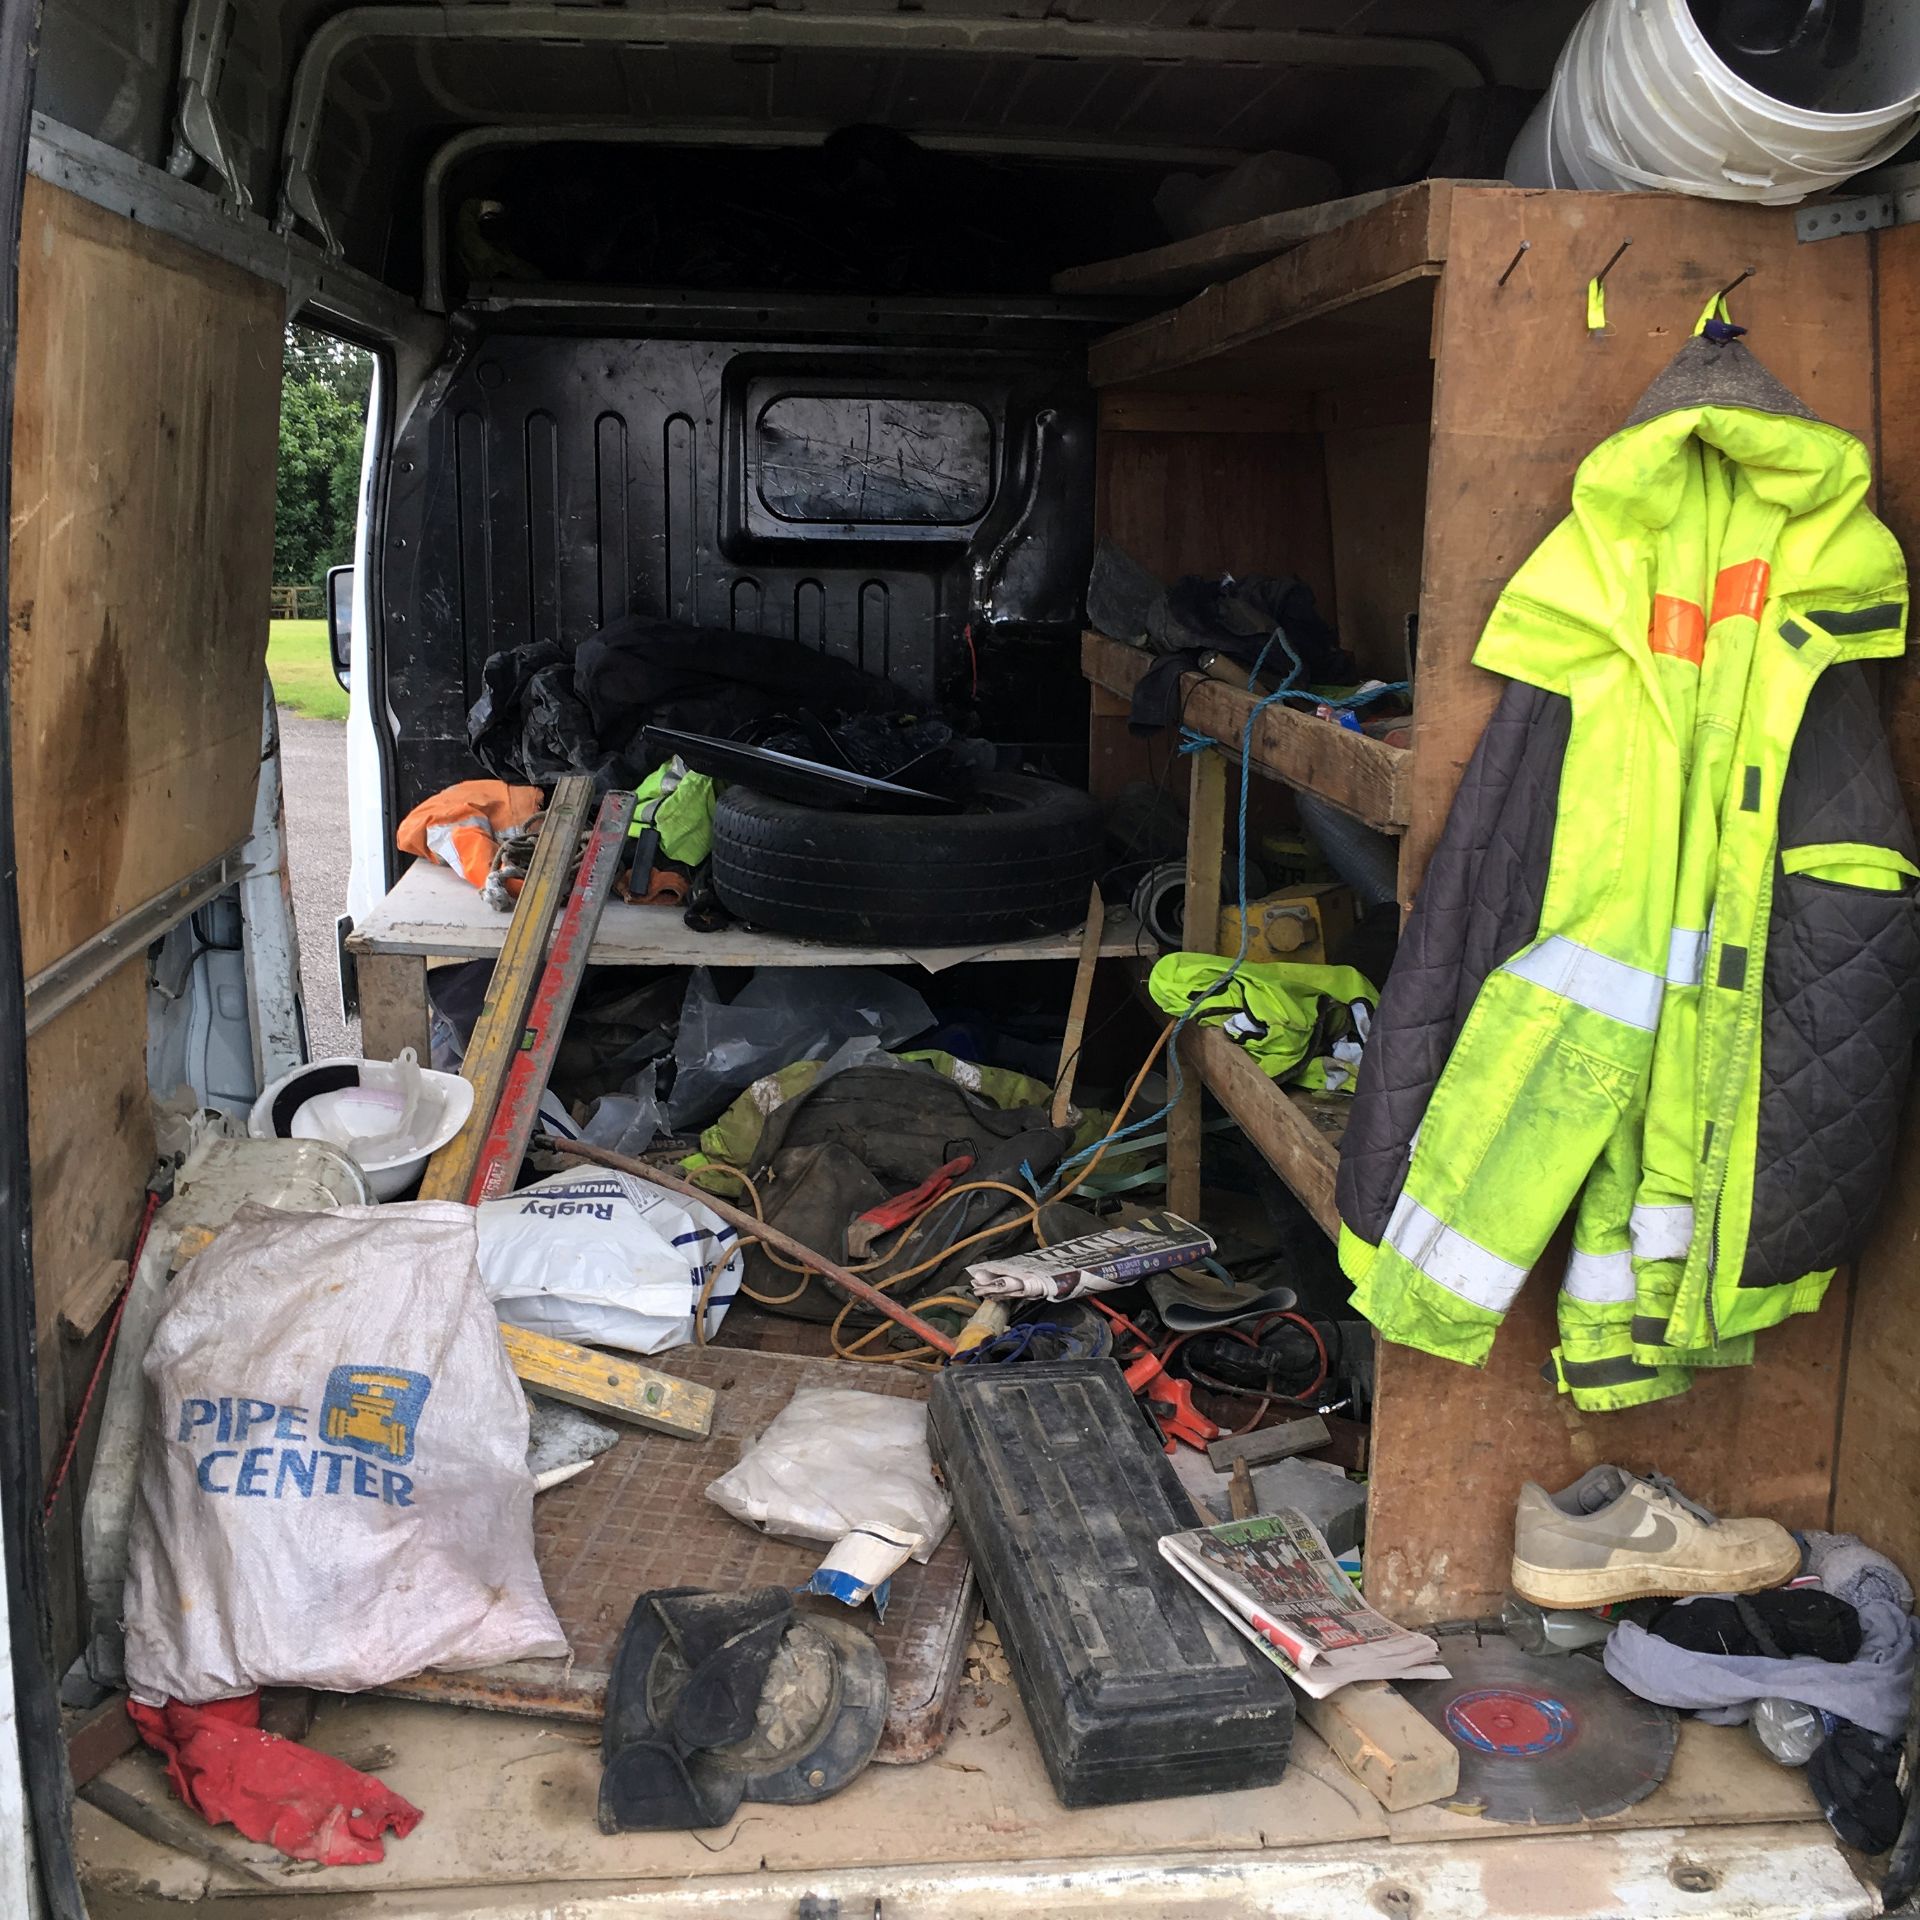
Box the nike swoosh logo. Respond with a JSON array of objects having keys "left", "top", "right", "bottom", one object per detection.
[{"left": 1570, "top": 1510, "right": 1680, "bottom": 1553}]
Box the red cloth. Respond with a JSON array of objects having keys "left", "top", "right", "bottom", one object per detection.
[{"left": 128, "top": 1694, "right": 423, "bottom": 1867}]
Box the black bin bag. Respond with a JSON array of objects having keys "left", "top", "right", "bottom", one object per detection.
[{"left": 929, "top": 1359, "right": 1294, "bottom": 1807}]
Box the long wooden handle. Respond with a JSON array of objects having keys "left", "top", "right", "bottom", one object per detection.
[{"left": 549, "top": 1137, "right": 960, "bottom": 1358}]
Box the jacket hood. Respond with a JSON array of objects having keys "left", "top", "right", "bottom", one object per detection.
[{"left": 1622, "top": 335, "right": 1819, "bottom": 430}]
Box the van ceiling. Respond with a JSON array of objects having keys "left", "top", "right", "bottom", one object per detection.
[{"left": 36, "top": 0, "right": 1587, "bottom": 297}]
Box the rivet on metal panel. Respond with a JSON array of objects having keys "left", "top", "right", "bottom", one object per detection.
[{"left": 1670, "top": 1860, "right": 1720, "bottom": 1894}]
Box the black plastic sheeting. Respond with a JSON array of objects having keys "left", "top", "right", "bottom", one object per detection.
[{"left": 381, "top": 321, "right": 1097, "bottom": 816}]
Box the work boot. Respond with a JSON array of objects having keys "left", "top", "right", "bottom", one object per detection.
[{"left": 1510, "top": 1465, "right": 1801, "bottom": 1608}]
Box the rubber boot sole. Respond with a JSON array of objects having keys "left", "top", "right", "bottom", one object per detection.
[{"left": 1509, "top": 1539, "right": 1803, "bottom": 1610}]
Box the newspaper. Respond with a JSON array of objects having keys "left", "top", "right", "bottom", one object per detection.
[
  {"left": 1159, "top": 1509, "right": 1448, "bottom": 1699},
  {"left": 965, "top": 1212, "right": 1216, "bottom": 1301}
]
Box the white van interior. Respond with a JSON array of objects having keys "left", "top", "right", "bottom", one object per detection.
[{"left": 6, "top": 3, "right": 1920, "bottom": 1916}]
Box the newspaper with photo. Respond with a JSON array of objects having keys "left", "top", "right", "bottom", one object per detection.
[{"left": 1159, "top": 1508, "right": 1448, "bottom": 1699}]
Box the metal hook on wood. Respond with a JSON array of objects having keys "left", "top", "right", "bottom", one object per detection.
[
  {"left": 1717, "top": 265, "right": 1757, "bottom": 301},
  {"left": 1594, "top": 238, "right": 1633, "bottom": 288},
  {"left": 1496, "top": 240, "right": 1532, "bottom": 288}
]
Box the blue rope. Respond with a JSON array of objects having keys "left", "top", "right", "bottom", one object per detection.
[{"left": 1036, "top": 629, "right": 1318, "bottom": 1196}]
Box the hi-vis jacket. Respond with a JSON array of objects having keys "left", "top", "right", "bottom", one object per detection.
[{"left": 1335, "top": 338, "right": 1920, "bottom": 1412}]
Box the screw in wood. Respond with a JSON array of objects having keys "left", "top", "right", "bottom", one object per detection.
[{"left": 1496, "top": 240, "right": 1532, "bottom": 288}]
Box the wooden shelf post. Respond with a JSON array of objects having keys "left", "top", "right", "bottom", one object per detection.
[{"left": 1168, "top": 745, "right": 1228, "bottom": 1220}]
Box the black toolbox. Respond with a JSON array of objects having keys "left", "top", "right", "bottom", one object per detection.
[{"left": 929, "top": 1358, "right": 1294, "bottom": 1807}]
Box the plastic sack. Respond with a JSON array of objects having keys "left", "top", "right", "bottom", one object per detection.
[
  {"left": 667, "top": 967, "right": 934, "bottom": 1129},
  {"left": 705, "top": 1387, "right": 952, "bottom": 1564},
  {"left": 123, "top": 1202, "right": 565, "bottom": 1704},
  {"left": 581, "top": 1060, "right": 664, "bottom": 1158},
  {"left": 477, "top": 1166, "right": 742, "bottom": 1354}
]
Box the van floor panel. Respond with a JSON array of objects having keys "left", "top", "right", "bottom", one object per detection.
[
  {"left": 383, "top": 1345, "right": 973, "bottom": 1762},
  {"left": 72, "top": 1686, "right": 1822, "bottom": 1905}
]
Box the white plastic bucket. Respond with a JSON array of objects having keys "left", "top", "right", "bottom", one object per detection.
[{"left": 1508, "top": 0, "right": 1920, "bottom": 205}]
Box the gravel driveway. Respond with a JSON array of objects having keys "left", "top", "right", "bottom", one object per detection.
[{"left": 276, "top": 706, "right": 359, "bottom": 1061}]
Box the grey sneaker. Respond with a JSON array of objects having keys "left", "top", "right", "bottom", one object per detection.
[{"left": 1510, "top": 1466, "right": 1802, "bottom": 1608}]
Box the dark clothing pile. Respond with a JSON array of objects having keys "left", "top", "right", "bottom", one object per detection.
[
  {"left": 737, "top": 1063, "right": 1073, "bottom": 1321},
  {"left": 1085, "top": 541, "right": 1357, "bottom": 733},
  {"left": 467, "top": 614, "right": 957, "bottom": 792},
  {"left": 1603, "top": 1535, "right": 1919, "bottom": 1856}
]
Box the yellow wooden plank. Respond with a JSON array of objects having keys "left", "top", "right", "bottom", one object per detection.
[
  {"left": 417, "top": 776, "right": 595, "bottom": 1202},
  {"left": 500, "top": 1324, "right": 716, "bottom": 1440}
]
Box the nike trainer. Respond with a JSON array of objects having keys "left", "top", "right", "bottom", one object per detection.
[{"left": 1510, "top": 1466, "right": 1801, "bottom": 1608}]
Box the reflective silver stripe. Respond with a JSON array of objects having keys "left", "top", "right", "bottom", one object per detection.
[
  {"left": 1665, "top": 927, "right": 1706, "bottom": 989},
  {"left": 1385, "top": 1191, "right": 1528, "bottom": 1313},
  {"left": 1501, "top": 936, "right": 1664, "bottom": 1030},
  {"left": 1561, "top": 1247, "right": 1636, "bottom": 1305},
  {"left": 424, "top": 813, "right": 489, "bottom": 869},
  {"left": 1630, "top": 1203, "right": 1693, "bottom": 1261}
]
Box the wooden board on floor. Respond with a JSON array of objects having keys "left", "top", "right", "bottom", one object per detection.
[
  {"left": 383, "top": 1347, "right": 976, "bottom": 1765},
  {"left": 9, "top": 177, "right": 283, "bottom": 979},
  {"left": 69, "top": 1691, "right": 1823, "bottom": 1901}
]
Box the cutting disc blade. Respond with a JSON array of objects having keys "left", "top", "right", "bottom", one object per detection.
[{"left": 1399, "top": 1636, "right": 1677, "bottom": 1824}]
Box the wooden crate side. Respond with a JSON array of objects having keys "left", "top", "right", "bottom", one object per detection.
[
  {"left": 1371, "top": 188, "right": 1874, "bottom": 1623},
  {"left": 1089, "top": 182, "right": 1450, "bottom": 391},
  {"left": 1408, "top": 186, "right": 1875, "bottom": 903},
  {"left": 1832, "top": 221, "right": 1920, "bottom": 1579}
]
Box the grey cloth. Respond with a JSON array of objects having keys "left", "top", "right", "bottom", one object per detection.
[
  {"left": 1603, "top": 1598, "right": 1919, "bottom": 1740},
  {"left": 1802, "top": 1529, "right": 1915, "bottom": 1616}
]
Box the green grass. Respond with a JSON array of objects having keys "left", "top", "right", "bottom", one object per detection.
[{"left": 267, "top": 618, "right": 349, "bottom": 722}]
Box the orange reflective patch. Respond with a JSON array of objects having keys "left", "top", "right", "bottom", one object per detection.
[
  {"left": 1648, "top": 594, "right": 1706, "bottom": 666},
  {"left": 1710, "top": 559, "right": 1771, "bottom": 626}
]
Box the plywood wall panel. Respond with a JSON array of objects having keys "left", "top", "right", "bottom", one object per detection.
[{"left": 8, "top": 176, "right": 283, "bottom": 979}]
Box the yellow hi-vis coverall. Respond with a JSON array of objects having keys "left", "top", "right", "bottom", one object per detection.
[{"left": 1334, "top": 336, "right": 1920, "bottom": 1412}]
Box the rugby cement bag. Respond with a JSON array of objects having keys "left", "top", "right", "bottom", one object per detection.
[
  {"left": 123, "top": 1202, "right": 566, "bottom": 1704},
  {"left": 475, "top": 1166, "right": 742, "bottom": 1355}
]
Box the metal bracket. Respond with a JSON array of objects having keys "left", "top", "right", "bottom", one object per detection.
[
  {"left": 1796, "top": 195, "right": 1897, "bottom": 241},
  {"left": 1796, "top": 165, "right": 1920, "bottom": 242},
  {"left": 168, "top": 0, "right": 251, "bottom": 212}
]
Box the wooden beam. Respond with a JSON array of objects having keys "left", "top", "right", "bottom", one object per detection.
[
  {"left": 1294, "top": 1681, "right": 1459, "bottom": 1813},
  {"left": 498, "top": 1325, "right": 716, "bottom": 1440},
  {"left": 1089, "top": 182, "right": 1452, "bottom": 391},
  {"left": 1168, "top": 746, "right": 1228, "bottom": 1221},
  {"left": 354, "top": 950, "right": 431, "bottom": 1062},
  {"left": 1083, "top": 633, "right": 1411, "bottom": 833},
  {"left": 1051, "top": 888, "right": 1106, "bottom": 1128},
  {"left": 1190, "top": 1026, "right": 1344, "bottom": 1239},
  {"left": 1207, "top": 1415, "right": 1331, "bottom": 1472},
  {"left": 1056, "top": 185, "right": 1461, "bottom": 301}
]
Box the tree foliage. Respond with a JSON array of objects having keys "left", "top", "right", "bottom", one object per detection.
[{"left": 274, "top": 326, "right": 374, "bottom": 586}]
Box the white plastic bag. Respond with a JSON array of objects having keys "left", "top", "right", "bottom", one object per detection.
[
  {"left": 123, "top": 1202, "right": 566, "bottom": 1704},
  {"left": 476, "top": 1166, "right": 742, "bottom": 1354},
  {"left": 705, "top": 1387, "right": 952, "bottom": 1564}
]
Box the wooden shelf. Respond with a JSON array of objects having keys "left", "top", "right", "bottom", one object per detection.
[
  {"left": 1186, "top": 1023, "right": 1346, "bottom": 1241},
  {"left": 1083, "top": 631, "right": 1410, "bottom": 832},
  {"left": 1088, "top": 181, "right": 1452, "bottom": 394}
]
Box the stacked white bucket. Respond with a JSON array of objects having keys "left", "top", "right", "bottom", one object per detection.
[{"left": 1508, "top": 0, "right": 1920, "bottom": 204}]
